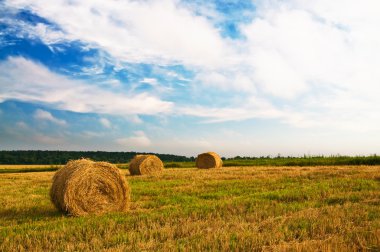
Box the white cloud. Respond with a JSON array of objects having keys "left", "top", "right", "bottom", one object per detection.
[
  {"left": 81, "top": 131, "right": 105, "bottom": 139},
  {"left": 0, "top": 57, "right": 173, "bottom": 116},
  {"left": 240, "top": 0, "right": 380, "bottom": 128},
  {"left": 186, "top": 0, "right": 380, "bottom": 130},
  {"left": 140, "top": 78, "right": 158, "bottom": 86},
  {"left": 116, "top": 131, "right": 151, "bottom": 148},
  {"left": 5, "top": 0, "right": 230, "bottom": 68},
  {"left": 179, "top": 103, "right": 281, "bottom": 123},
  {"left": 195, "top": 70, "right": 256, "bottom": 93},
  {"left": 16, "top": 121, "right": 29, "bottom": 130},
  {"left": 31, "top": 23, "right": 68, "bottom": 45},
  {"left": 33, "top": 133, "right": 64, "bottom": 144},
  {"left": 166, "top": 71, "right": 191, "bottom": 82},
  {"left": 34, "top": 109, "right": 67, "bottom": 126},
  {"left": 99, "top": 118, "right": 111, "bottom": 129},
  {"left": 125, "top": 115, "right": 143, "bottom": 124},
  {"left": 0, "top": 10, "right": 69, "bottom": 51},
  {"left": 241, "top": 5, "right": 351, "bottom": 98}
]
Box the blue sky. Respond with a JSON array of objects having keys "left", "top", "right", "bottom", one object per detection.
[{"left": 1, "top": 0, "right": 380, "bottom": 157}]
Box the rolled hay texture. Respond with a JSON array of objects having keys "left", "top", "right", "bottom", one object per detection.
[
  {"left": 129, "top": 155, "right": 164, "bottom": 175},
  {"left": 196, "top": 152, "right": 223, "bottom": 169},
  {"left": 50, "top": 159, "right": 130, "bottom": 216}
]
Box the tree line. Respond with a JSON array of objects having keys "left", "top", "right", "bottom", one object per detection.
[
  {"left": 0, "top": 150, "right": 194, "bottom": 164},
  {"left": 1, "top": 150, "right": 380, "bottom": 166}
]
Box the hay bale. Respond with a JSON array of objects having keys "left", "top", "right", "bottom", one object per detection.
[
  {"left": 50, "top": 159, "right": 130, "bottom": 216},
  {"left": 129, "top": 155, "right": 164, "bottom": 175},
  {"left": 196, "top": 152, "right": 223, "bottom": 169}
]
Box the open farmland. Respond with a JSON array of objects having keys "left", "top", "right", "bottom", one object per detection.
[
  {"left": 1, "top": 166, "right": 380, "bottom": 251},
  {"left": 0, "top": 164, "right": 63, "bottom": 173}
]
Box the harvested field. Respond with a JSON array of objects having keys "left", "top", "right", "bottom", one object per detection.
[{"left": 1, "top": 166, "right": 380, "bottom": 251}]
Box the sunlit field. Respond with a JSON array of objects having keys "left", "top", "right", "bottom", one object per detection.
[
  {"left": 1, "top": 166, "right": 380, "bottom": 251},
  {"left": 0, "top": 164, "right": 62, "bottom": 169},
  {"left": 0, "top": 164, "right": 63, "bottom": 173}
]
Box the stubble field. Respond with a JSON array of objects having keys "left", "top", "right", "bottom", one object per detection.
[{"left": 1, "top": 166, "right": 380, "bottom": 251}]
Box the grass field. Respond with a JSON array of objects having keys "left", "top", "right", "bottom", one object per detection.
[
  {"left": 1, "top": 166, "right": 380, "bottom": 251},
  {"left": 0, "top": 164, "right": 63, "bottom": 169},
  {"left": 0, "top": 164, "right": 63, "bottom": 174}
]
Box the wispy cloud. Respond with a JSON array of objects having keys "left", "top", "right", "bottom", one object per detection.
[
  {"left": 140, "top": 78, "right": 158, "bottom": 86},
  {"left": 5, "top": 0, "right": 230, "bottom": 67},
  {"left": 179, "top": 103, "right": 282, "bottom": 123},
  {"left": 99, "top": 118, "right": 112, "bottom": 129},
  {"left": 0, "top": 6, "right": 70, "bottom": 50},
  {"left": 0, "top": 57, "right": 173, "bottom": 116},
  {"left": 116, "top": 131, "right": 152, "bottom": 148},
  {"left": 33, "top": 133, "right": 65, "bottom": 145},
  {"left": 16, "top": 121, "right": 29, "bottom": 130},
  {"left": 34, "top": 109, "right": 67, "bottom": 126}
]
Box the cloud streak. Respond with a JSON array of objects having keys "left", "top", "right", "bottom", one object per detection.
[
  {"left": 0, "top": 57, "right": 173, "bottom": 116},
  {"left": 34, "top": 109, "right": 67, "bottom": 126},
  {"left": 99, "top": 118, "right": 112, "bottom": 129},
  {"left": 116, "top": 131, "right": 152, "bottom": 148}
]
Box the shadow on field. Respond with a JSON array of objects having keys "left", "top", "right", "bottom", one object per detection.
[{"left": 0, "top": 206, "right": 61, "bottom": 221}]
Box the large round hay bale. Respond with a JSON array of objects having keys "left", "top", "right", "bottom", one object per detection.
[
  {"left": 50, "top": 159, "right": 130, "bottom": 216},
  {"left": 196, "top": 152, "right": 223, "bottom": 169},
  {"left": 129, "top": 154, "right": 164, "bottom": 175}
]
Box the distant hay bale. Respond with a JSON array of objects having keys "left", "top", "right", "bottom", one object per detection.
[
  {"left": 196, "top": 152, "right": 223, "bottom": 169},
  {"left": 129, "top": 155, "right": 164, "bottom": 175},
  {"left": 50, "top": 159, "right": 130, "bottom": 216}
]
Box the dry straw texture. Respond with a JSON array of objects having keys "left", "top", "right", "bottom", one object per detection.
[
  {"left": 196, "top": 152, "right": 223, "bottom": 169},
  {"left": 50, "top": 159, "right": 130, "bottom": 216},
  {"left": 129, "top": 155, "right": 164, "bottom": 175}
]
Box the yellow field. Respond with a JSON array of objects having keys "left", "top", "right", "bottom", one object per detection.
[
  {"left": 0, "top": 165, "right": 62, "bottom": 172},
  {"left": 0, "top": 164, "right": 63, "bottom": 169},
  {"left": 1, "top": 166, "right": 380, "bottom": 251}
]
